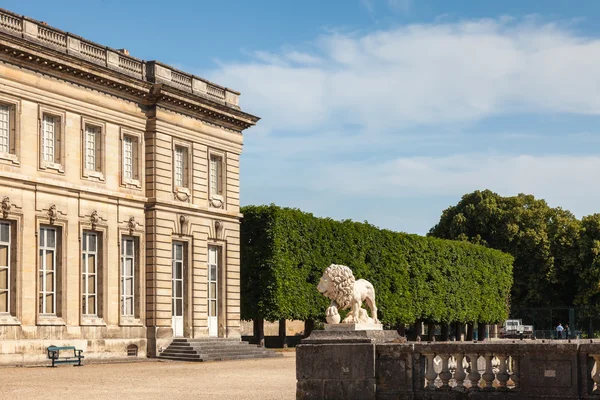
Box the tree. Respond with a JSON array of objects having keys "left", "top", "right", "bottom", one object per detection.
[
  {"left": 576, "top": 214, "right": 600, "bottom": 315},
  {"left": 241, "top": 204, "right": 513, "bottom": 327},
  {"left": 428, "top": 190, "right": 581, "bottom": 309}
]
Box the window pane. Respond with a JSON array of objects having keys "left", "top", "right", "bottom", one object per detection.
[
  {"left": 45, "top": 294, "right": 54, "bottom": 313},
  {"left": 126, "top": 239, "right": 133, "bottom": 256},
  {"left": 0, "top": 291, "right": 6, "bottom": 313},
  {"left": 175, "top": 244, "right": 182, "bottom": 260},
  {"left": 45, "top": 251, "right": 54, "bottom": 271},
  {"left": 0, "top": 104, "right": 10, "bottom": 154},
  {"left": 126, "top": 297, "right": 133, "bottom": 315},
  {"left": 38, "top": 293, "right": 43, "bottom": 313},
  {"left": 0, "top": 223, "right": 9, "bottom": 243},
  {"left": 87, "top": 295, "right": 96, "bottom": 315},
  {"left": 176, "top": 262, "right": 182, "bottom": 280},
  {"left": 81, "top": 273, "right": 85, "bottom": 294},
  {"left": 88, "top": 274, "right": 96, "bottom": 294},
  {"left": 87, "top": 254, "right": 96, "bottom": 274},
  {"left": 45, "top": 271, "right": 54, "bottom": 292},
  {"left": 89, "top": 234, "right": 96, "bottom": 252},
  {"left": 0, "top": 245, "right": 8, "bottom": 267},
  {"left": 176, "top": 299, "right": 182, "bottom": 315},
  {"left": 82, "top": 235, "right": 87, "bottom": 251},
  {"left": 0, "top": 267, "right": 7, "bottom": 290},
  {"left": 210, "top": 265, "right": 217, "bottom": 281},
  {"left": 82, "top": 295, "right": 86, "bottom": 314},
  {"left": 46, "top": 229, "right": 55, "bottom": 248},
  {"left": 209, "top": 282, "right": 216, "bottom": 298},
  {"left": 210, "top": 300, "right": 217, "bottom": 317},
  {"left": 176, "top": 281, "right": 182, "bottom": 298},
  {"left": 39, "top": 231, "right": 45, "bottom": 247},
  {"left": 126, "top": 277, "right": 133, "bottom": 296},
  {"left": 126, "top": 259, "right": 133, "bottom": 276}
]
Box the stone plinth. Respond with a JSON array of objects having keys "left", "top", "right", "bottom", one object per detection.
[
  {"left": 324, "top": 323, "right": 383, "bottom": 331},
  {"left": 297, "top": 330, "right": 402, "bottom": 400}
]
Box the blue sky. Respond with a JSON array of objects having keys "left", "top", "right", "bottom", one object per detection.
[{"left": 4, "top": 0, "right": 600, "bottom": 235}]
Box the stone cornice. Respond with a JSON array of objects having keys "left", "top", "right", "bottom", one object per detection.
[{"left": 0, "top": 8, "right": 260, "bottom": 131}]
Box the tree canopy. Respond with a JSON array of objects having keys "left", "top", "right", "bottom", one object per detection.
[
  {"left": 428, "top": 190, "right": 585, "bottom": 310},
  {"left": 241, "top": 204, "right": 513, "bottom": 325}
]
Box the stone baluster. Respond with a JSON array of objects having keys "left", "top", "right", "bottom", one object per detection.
[
  {"left": 439, "top": 354, "right": 452, "bottom": 390},
  {"left": 481, "top": 353, "right": 496, "bottom": 391},
  {"left": 496, "top": 354, "right": 509, "bottom": 390},
  {"left": 509, "top": 355, "right": 520, "bottom": 390},
  {"left": 453, "top": 353, "right": 467, "bottom": 391},
  {"left": 467, "top": 354, "right": 481, "bottom": 390},
  {"left": 424, "top": 353, "right": 438, "bottom": 390},
  {"left": 592, "top": 355, "right": 600, "bottom": 393}
]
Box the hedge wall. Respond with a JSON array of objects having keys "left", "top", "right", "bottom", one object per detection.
[{"left": 241, "top": 204, "right": 514, "bottom": 325}]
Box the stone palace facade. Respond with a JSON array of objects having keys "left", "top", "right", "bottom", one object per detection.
[{"left": 0, "top": 8, "right": 258, "bottom": 364}]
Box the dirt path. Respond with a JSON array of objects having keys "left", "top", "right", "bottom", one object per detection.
[{"left": 0, "top": 353, "right": 296, "bottom": 400}]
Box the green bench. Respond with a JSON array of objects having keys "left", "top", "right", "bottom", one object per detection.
[{"left": 47, "top": 345, "right": 84, "bottom": 367}]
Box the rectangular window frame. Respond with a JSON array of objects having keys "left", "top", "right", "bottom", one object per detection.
[
  {"left": 119, "top": 232, "right": 143, "bottom": 326},
  {"left": 120, "top": 128, "right": 143, "bottom": 189},
  {"left": 0, "top": 218, "right": 19, "bottom": 326},
  {"left": 172, "top": 139, "right": 192, "bottom": 200},
  {"left": 0, "top": 221, "right": 11, "bottom": 315},
  {"left": 81, "top": 231, "right": 98, "bottom": 316},
  {"left": 38, "top": 226, "right": 57, "bottom": 315},
  {"left": 81, "top": 117, "right": 106, "bottom": 181},
  {"left": 208, "top": 148, "right": 226, "bottom": 209},
  {"left": 38, "top": 105, "right": 66, "bottom": 173},
  {"left": 0, "top": 93, "right": 20, "bottom": 165}
]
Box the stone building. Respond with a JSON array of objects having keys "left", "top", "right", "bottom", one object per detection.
[{"left": 0, "top": 9, "right": 258, "bottom": 364}]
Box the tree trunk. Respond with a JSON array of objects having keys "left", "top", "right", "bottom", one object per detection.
[
  {"left": 304, "top": 319, "right": 315, "bottom": 338},
  {"left": 254, "top": 318, "right": 265, "bottom": 347},
  {"left": 454, "top": 322, "right": 464, "bottom": 341},
  {"left": 466, "top": 323, "right": 474, "bottom": 341},
  {"left": 279, "top": 319, "right": 287, "bottom": 348},
  {"left": 441, "top": 324, "right": 449, "bottom": 342},
  {"left": 396, "top": 323, "right": 406, "bottom": 337},
  {"left": 477, "top": 323, "right": 487, "bottom": 341},
  {"left": 427, "top": 322, "right": 436, "bottom": 341},
  {"left": 415, "top": 319, "right": 424, "bottom": 341}
]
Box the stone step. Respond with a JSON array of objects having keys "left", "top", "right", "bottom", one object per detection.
[{"left": 159, "top": 338, "right": 283, "bottom": 362}]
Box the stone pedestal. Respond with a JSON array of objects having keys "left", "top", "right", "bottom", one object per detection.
[
  {"left": 324, "top": 323, "right": 383, "bottom": 331},
  {"left": 296, "top": 330, "right": 402, "bottom": 400}
]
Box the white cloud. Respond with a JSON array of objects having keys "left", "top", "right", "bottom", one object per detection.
[
  {"left": 209, "top": 17, "right": 600, "bottom": 135},
  {"left": 205, "top": 16, "right": 600, "bottom": 232}
]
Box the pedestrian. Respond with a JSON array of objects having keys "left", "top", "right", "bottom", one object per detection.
[
  {"left": 564, "top": 324, "right": 570, "bottom": 339},
  {"left": 556, "top": 322, "right": 564, "bottom": 339}
]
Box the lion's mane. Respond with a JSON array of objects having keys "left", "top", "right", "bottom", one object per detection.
[{"left": 323, "top": 264, "right": 355, "bottom": 310}]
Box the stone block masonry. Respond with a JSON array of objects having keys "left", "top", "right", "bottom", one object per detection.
[
  {"left": 0, "top": 7, "right": 259, "bottom": 364},
  {"left": 296, "top": 331, "right": 600, "bottom": 399}
]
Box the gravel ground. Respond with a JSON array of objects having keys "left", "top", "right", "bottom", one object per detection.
[{"left": 0, "top": 353, "right": 296, "bottom": 400}]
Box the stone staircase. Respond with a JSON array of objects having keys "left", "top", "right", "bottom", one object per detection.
[{"left": 157, "top": 338, "right": 283, "bottom": 362}]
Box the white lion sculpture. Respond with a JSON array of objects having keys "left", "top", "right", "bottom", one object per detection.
[{"left": 317, "top": 264, "right": 379, "bottom": 325}]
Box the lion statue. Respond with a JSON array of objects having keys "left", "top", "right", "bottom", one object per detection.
[{"left": 317, "top": 264, "right": 379, "bottom": 324}]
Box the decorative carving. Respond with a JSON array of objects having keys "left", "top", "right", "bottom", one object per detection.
[
  {"left": 209, "top": 195, "right": 224, "bottom": 209},
  {"left": 214, "top": 220, "right": 223, "bottom": 234},
  {"left": 90, "top": 210, "right": 100, "bottom": 230},
  {"left": 317, "top": 264, "right": 379, "bottom": 325},
  {"left": 1, "top": 196, "right": 11, "bottom": 218},
  {"left": 128, "top": 216, "right": 136, "bottom": 234},
  {"left": 179, "top": 214, "right": 189, "bottom": 234},
  {"left": 174, "top": 190, "right": 189, "bottom": 202},
  {"left": 47, "top": 204, "right": 58, "bottom": 224}
]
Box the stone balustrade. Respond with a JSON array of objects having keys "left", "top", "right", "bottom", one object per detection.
[
  {"left": 297, "top": 333, "right": 600, "bottom": 399},
  {"left": 0, "top": 8, "right": 240, "bottom": 108}
]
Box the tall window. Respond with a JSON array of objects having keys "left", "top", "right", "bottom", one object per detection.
[
  {"left": 84, "top": 124, "right": 101, "bottom": 172},
  {"left": 121, "top": 236, "right": 135, "bottom": 317},
  {"left": 209, "top": 154, "right": 223, "bottom": 197},
  {"left": 82, "top": 232, "right": 98, "bottom": 316},
  {"left": 0, "top": 105, "right": 10, "bottom": 154},
  {"left": 174, "top": 146, "right": 184, "bottom": 187},
  {"left": 39, "top": 227, "right": 57, "bottom": 314},
  {"left": 123, "top": 136, "right": 133, "bottom": 180},
  {"left": 42, "top": 114, "right": 59, "bottom": 163},
  {"left": 0, "top": 222, "right": 10, "bottom": 314}
]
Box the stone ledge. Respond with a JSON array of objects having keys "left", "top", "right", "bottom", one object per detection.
[
  {"left": 301, "top": 329, "right": 401, "bottom": 345},
  {"left": 324, "top": 323, "right": 383, "bottom": 331}
]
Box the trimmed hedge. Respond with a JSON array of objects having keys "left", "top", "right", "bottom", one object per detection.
[{"left": 241, "top": 204, "right": 514, "bottom": 325}]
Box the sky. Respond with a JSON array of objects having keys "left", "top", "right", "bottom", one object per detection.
[{"left": 4, "top": 0, "right": 600, "bottom": 235}]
